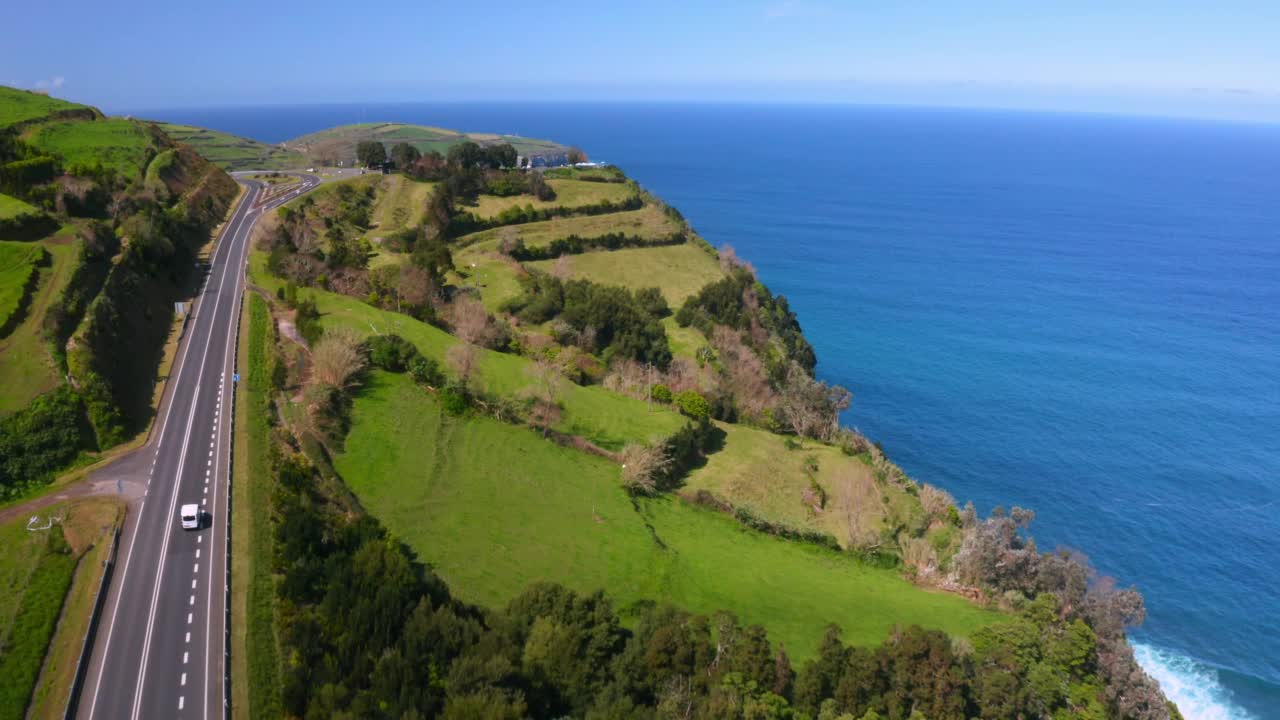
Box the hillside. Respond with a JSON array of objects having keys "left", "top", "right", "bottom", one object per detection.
[
  {"left": 0, "top": 85, "right": 239, "bottom": 487},
  {"left": 239, "top": 140, "right": 1178, "bottom": 718},
  {"left": 284, "top": 121, "right": 570, "bottom": 167},
  {"left": 155, "top": 122, "right": 306, "bottom": 170}
]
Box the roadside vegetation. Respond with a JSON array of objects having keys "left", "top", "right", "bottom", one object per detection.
[{"left": 0, "top": 496, "right": 121, "bottom": 720}]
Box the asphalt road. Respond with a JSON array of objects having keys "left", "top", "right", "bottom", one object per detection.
[{"left": 75, "top": 174, "right": 318, "bottom": 720}]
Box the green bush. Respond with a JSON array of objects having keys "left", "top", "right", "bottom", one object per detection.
[
  {"left": 650, "top": 384, "right": 672, "bottom": 403},
  {"left": 365, "top": 334, "right": 418, "bottom": 372},
  {"left": 438, "top": 383, "right": 470, "bottom": 416},
  {"left": 674, "top": 390, "right": 710, "bottom": 421}
]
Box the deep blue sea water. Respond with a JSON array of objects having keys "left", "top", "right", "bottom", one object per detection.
[{"left": 133, "top": 102, "right": 1280, "bottom": 719}]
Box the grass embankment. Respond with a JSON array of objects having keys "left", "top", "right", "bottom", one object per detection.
[
  {"left": 0, "top": 497, "right": 121, "bottom": 720},
  {"left": 336, "top": 372, "right": 1001, "bottom": 660},
  {"left": 230, "top": 293, "right": 282, "bottom": 719},
  {"left": 529, "top": 242, "right": 723, "bottom": 305},
  {"left": 251, "top": 253, "right": 684, "bottom": 449},
  {"left": 0, "top": 88, "right": 92, "bottom": 129},
  {"left": 0, "top": 235, "right": 75, "bottom": 414},
  {"left": 0, "top": 242, "right": 46, "bottom": 329},
  {"left": 683, "top": 423, "right": 928, "bottom": 548},
  {"left": 22, "top": 118, "right": 154, "bottom": 177},
  {"left": 154, "top": 123, "right": 305, "bottom": 171},
  {"left": 465, "top": 178, "right": 636, "bottom": 218}
]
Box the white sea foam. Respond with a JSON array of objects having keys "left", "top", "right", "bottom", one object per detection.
[{"left": 1133, "top": 642, "right": 1256, "bottom": 720}]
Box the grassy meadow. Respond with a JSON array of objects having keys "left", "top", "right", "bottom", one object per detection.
[
  {"left": 464, "top": 178, "right": 637, "bottom": 218},
  {"left": 455, "top": 204, "right": 683, "bottom": 251},
  {"left": 0, "top": 194, "right": 42, "bottom": 221},
  {"left": 529, "top": 242, "right": 723, "bottom": 305},
  {"left": 336, "top": 372, "right": 1002, "bottom": 660},
  {"left": 0, "top": 88, "right": 92, "bottom": 129},
  {"left": 22, "top": 118, "right": 154, "bottom": 177}
]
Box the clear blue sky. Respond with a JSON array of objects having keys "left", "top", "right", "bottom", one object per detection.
[{"left": 5, "top": 0, "right": 1280, "bottom": 122}]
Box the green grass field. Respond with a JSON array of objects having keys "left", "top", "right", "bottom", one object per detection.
[
  {"left": 0, "top": 497, "right": 120, "bottom": 720},
  {"left": 0, "top": 236, "right": 80, "bottom": 415},
  {"left": 0, "top": 87, "right": 92, "bottom": 129},
  {"left": 365, "top": 175, "right": 435, "bottom": 243},
  {"left": 336, "top": 372, "right": 1002, "bottom": 660},
  {"left": 528, "top": 242, "right": 723, "bottom": 305},
  {"left": 0, "top": 194, "right": 42, "bottom": 221},
  {"left": 0, "top": 242, "right": 46, "bottom": 331},
  {"left": 250, "top": 253, "right": 684, "bottom": 449},
  {"left": 155, "top": 122, "right": 305, "bottom": 171},
  {"left": 23, "top": 118, "right": 154, "bottom": 178},
  {"left": 455, "top": 204, "right": 683, "bottom": 252},
  {"left": 453, "top": 251, "right": 527, "bottom": 312},
  {"left": 682, "top": 423, "right": 917, "bottom": 548},
  {"left": 465, "top": 179, "right": 637, "bottom": 219}
]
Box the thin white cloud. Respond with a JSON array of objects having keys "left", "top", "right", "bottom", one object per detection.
[{"left": 33, "top": 76, "right": 66, "bottom": 91}]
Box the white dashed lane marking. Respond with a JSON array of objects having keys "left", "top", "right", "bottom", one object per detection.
[{"left": 178, "top": 697, "right": 184, "bottom": 711}]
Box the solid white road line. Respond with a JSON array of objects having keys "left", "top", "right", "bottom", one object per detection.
[{"left": 87, "top": 185, "right": 255, "bottom": 720}]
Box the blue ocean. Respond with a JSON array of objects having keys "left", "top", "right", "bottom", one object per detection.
[{"left": 134, "top": 102, "right": 1280, "bottom": 719}]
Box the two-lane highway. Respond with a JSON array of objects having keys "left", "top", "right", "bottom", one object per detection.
[{"left": 77, "top": 174, "right": 318, "bottom": 720}]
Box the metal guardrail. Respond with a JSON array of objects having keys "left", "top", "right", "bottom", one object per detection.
[{"left": 64, "top": 526, "right": 121, "bottom": 720}]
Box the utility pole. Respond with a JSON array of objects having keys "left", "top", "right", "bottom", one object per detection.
[{"left": 646, "top": 362, "right": 654, "bottom": 412}]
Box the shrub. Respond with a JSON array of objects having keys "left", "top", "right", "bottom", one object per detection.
[
  {"left": 438, "top": 382, "right": 471, "bottom": 416},
  {"left": 409, "top": 355, "right": 444, "bottom": 387},
  {"left": 650, "top": 383, "right": 673, "bottom": 403},
  {"left": 674, "top": 390, "right": 710, "bottom": 421},
  {"left": 365, "top": 334, "right": 418, "bottom": 372}
]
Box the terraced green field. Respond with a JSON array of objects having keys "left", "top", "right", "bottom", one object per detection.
[
  {"left": 455, "top": 204, "right": 683, "bottom": 251},
  {"left": 465, "top": 178, "right": 637, "bottom": 218},
  {"left": 154, "top": 122, "right": 305, "bottom": 170},
  {"left": 0, "top": 194, "right": 41, "bottom": 221},
  {"left": 250, "top": 253, "right": 685, "bottom": 449},
  {"left": 23, "top": 118, "right": 154, "bottom": 177},
  {"left": 0, "top": 242, "right": 46, "bottom": 331},
  {"left": 529, "top": 242, "right": 723, "bottom": 305},
  {"left": 0, "top": 235, "right": 76, "bottom": 414},
  {"left": 336, "top": 372, "right": 1003, "bottom": 660}
]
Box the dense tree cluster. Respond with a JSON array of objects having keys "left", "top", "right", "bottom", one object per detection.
[
  {"left": 0, "top": 387, "right": 90, "bottom": 498},
  {"left": 503, "top": 272, "right": 673, "bottom": 368},
  {"left": 677, "top": 268, "right": 815, "bottom": 376},
  {"left": 355, "top": 140, "right": 387, "bottom": 167}
]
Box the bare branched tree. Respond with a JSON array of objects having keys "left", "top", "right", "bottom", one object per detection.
[
  {"left": 447, "top": 342, "right": 479, "bottom": 389},
  {"left": 525, "top": 359, "right": 564, "bottom": 438},
  {"left": 620, "top": 442, "right": 673, "bottom": 495},
  {"left": 310, "top": 327, "right": 365, "bottom": 390}
]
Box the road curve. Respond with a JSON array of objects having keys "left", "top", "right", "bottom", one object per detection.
[{"left": 75, "top": 174, "right": 318, "bottom": 720}]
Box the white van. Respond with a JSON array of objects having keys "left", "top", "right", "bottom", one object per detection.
[{"left": 180, "top": 504, "right": 201, "bottom": 530}]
